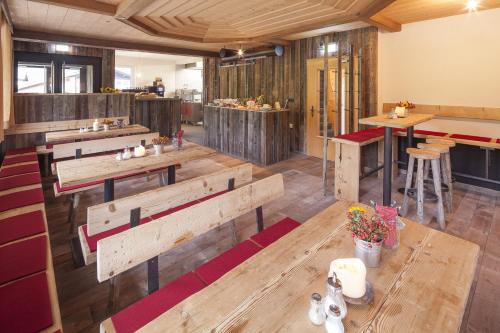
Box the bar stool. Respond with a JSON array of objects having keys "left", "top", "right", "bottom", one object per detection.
[
  {"left": 426, "top": 137, "right": 455, "bottom": 183},
  {"left": 418, "top": 142, "right": 453, "bottom": 212},
  {"left": 401, "top": 148, "right": 445, "bottom": 229}
]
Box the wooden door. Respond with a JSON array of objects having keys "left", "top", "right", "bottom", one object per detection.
[{"left": 306, "top": 58, "right": 337, "bottom": 160}]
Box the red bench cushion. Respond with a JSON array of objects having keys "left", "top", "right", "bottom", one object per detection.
[
  {"left": 0, "top": 164, "right": 39, "bottom": 178},
  {"left": 335, "top": 127, "right": 384, "bottom": 143},
  {"left": 194, "top": 240, "right": 261, "bottom": 285},
  {"left": 0, "top": 173, "right": 42, "bottom": 192},
  {"left": 0, "top": 210, "right": 46, "bottom": 245},
  {"left": 497, "top": 139, "right": 500, "bottom": 144},
  {"left": 250, "top": 217, "right": 301, "bottom": 248},
  {"left": 414, "top": 130, "right": 448, "bottom": 137},
  {"left": 5, "top": 147, "right": 36, "bottom": 156},
  {"left": 0, "top": 272, "right": 53, "bottom": 332},
  {"left": 0, "top": 188, "right": 44, "bottom": 213},
  {"left": 81, "top": 216, "right": 152, "bottom": 252},
  {"left": 2, "top": 154, "right": 38, "bottom": 166},
  {"left": 111, "top": 272, "right": 205, "bottom": 333},
  {"left": 0, "top": 235, "right": 47, "bottom": 285},
  {"left": 450, "top": 134, "right": 492, "bottom": 143}
]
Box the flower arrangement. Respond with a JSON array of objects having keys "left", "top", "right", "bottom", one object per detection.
[
  {"left": 396, "top": 101, "right": 415, "bottom": 109},
  {"left": 102, "top": 119, "right": 114, "bottom": 125},
  {"left": 347, "top": 207, "right": 388, "bottom": 244},
  {"left": 152, "top": 136, "right": 170, "bottom": 145}
]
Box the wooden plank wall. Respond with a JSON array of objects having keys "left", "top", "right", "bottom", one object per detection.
[
  {"left": 14, "top": 40, "right": 115, "bottom": 88},
  {"left": 203, "top": 27, "right": 378, "bottom": 153},
  {"left": 133, "top": 99, "right": 182, "bottom": 137}
]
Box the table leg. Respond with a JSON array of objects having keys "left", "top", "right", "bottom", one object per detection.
[
  {"left": 383, "top": 127, "right": 392, "bottom": 206},
  {"left": 104, "top": 178, "right": 115, "bottom": 202},
  {"left": 167, "top": 165, "right": 176, "bottom": 185}
]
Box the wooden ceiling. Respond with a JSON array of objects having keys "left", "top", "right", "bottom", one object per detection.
[{"left": 6, "top": 0, "right": 500, "bottom": 54}]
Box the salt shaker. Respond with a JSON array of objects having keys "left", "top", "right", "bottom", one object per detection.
[
  {"left": 324, "top": 275, "right": 347, "bottom": 319},
  {"left": 308, "top": 293, "right": 325, "bottom": 325},
  {"left": 325, "top": 305, "right": 344, "bottom": 333}
]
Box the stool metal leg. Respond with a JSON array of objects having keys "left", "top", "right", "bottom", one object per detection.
[
  {"left": 416, "top": 159, "right": 424, "bottom": 223},
  {"left": 401, "top": 156, "right": 415, "bottom": 216},
  {"left": 431, "top": 159, "right": 446, "bottom": 230}
]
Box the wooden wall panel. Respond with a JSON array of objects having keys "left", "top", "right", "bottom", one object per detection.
[
  {"left": 13, "top": 40, "right": 115, "bottom": 88},
  {"left": 203, "top": 27, "right": 378, "bottom": 153}
]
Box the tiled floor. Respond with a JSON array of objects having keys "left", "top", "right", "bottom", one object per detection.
[{"left": 44, "top": 151, "right": 499, "bottom": 332}]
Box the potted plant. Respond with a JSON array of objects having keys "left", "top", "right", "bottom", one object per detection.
[
  {"left": 102, "top": 119, "right": 114, "bottom": 131},
  {"left": 152, "top": 136, "right": 170, "bottom": 155},
  {"left": 347, "top": 206, "right": 389, "bottom": 268}
]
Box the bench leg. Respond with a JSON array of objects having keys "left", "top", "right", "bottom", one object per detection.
[
  {"left": 227, "top": 178, "right": 238, "bottom": 246},
  {"left": 256, "top": 206, "right": 264, "bottom": 232},
  {"left": 104, "top": 179, "right": 115, "bottom": 202},
  {"left": 44, "top": 154, "right": 49, "bottom": 177},
  {"left": 167, "top": 165, "right": 176, "bottom": 185},
  {"left": 68, "top": 193, "right": 80, "bottom": 235},
  {"left": 148, "top": 256, "right": 159, "bottom": 294},
  {"left": 107, "top": 275, "right": 121, "bottom": 314}
]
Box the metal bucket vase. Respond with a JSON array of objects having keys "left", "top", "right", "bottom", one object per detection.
[
  {"left": 354, "top": 238, "right": 382, "bottom": 268},
  {"left": 153, "top": 144, "right": 164, "bottom": 155}
]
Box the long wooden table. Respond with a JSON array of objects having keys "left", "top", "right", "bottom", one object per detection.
[
  {"left": 56, "top": 142, "right": 215, "bottom": 201},
  {"left": 45, "top": 124, "right": 150, "bottom": 143},
  {"left": 359, "top": 113, "right": 434, "bottom": 205},
  {"left": 136, "top": 200, "right": 479, "bottom": 332}
]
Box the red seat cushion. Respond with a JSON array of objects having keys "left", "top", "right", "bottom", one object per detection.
[
  {"left": 0, "top": 210, "right": 46, "bottom": 246},
  {"left": 0, "top": 272, "right": 53, "bottom": 332},
  {"left": 450, "top": 134, "right": 492, "bottom": 143},
  {"left": 0, "top": 164, "right": 40, "bottom": 178},
  {"left": 2, "top": 154, "right": 38, "bottom": 166},
  {"left": 0, "top": 188, "right": 44, "bottom": 213},
  {"left": 194, "top": 240, "right": 261, "bottom": 285},
  {"left": 335, "top": 127, "right": 384, "bottom": 143},
  {"left": 111, "top": 272, "right": 205, "bottom": 333},
  {"left": 497, "top": 139, "right": 500, "bottom": 144},
  {"left": 0, "top": 235, "right": 47, "bottom": 285},
  {"left": 5, "top": 147, "right": 36, "bottom": 156},
  {"left": 414, "top": 130, "right": 448, "bottom": 137},
  {"left": 82, "top": 216, "right": 152, "bottom": 253},
  {"left": 0, "top": 173, "right": 42, "bottom": 192},
  {"left": 250, "top": 217, "right": 301, "bottom": 248}
]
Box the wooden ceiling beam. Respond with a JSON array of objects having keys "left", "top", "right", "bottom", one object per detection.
[
  {"left": 356, "top": 0, "right": 397, "bottom": 19},
  {"left": 13, "top": 29, "right": 219, "bottom": 57},
  {"left": 365, "top": 13, "right": 401, "bottom": 32},
  {"left": 0, "top": 0, "right": 14, "bottom": 32},
  {"left": 115, "top": 0, "right": 156, "bottom": 19},
  {"left": 29, "top": 0, "right": 116, "bottom": 16}
]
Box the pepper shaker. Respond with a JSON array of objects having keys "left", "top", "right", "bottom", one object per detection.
[
  {"left": 325, "top": 305, "right": 344, "bottom": 333},
  {"left": 308, "top": 293, "right": 325, "bottom": 325}
]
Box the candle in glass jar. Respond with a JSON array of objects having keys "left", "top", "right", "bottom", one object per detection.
[{"left": 329, "top": 258, "right": 366, "bottom": 298}]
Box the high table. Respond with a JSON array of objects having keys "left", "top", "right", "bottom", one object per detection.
[
  {"left": 45, "top": 124, "right": 150, "bottom": 143},
  {"left": 135, "top": 200, "right": 478, "bottom": 332},
  {"left": 359, "top": 113, "right": 434, "bottom": 205},
  {"left": 55, "top": 142, "right": 215, "bottom": 202}
]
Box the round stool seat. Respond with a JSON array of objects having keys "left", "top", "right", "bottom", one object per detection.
[
  {"left": 417, "top": 143, "right": 449, "bottom": 154},
  {"left": 407, "top": 148, "right": 440, "bottom": 160},
  {"left": 426, "top": 138, "right": 456, "bottom": 147}
]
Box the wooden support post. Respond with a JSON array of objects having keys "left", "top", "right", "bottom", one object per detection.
[
  {"left": 256, "top": 206, "right": 264, "bottom": 232},
  {"left": 104, "top": 178, "right": 114, "bottom": 202},
  {"left": 148, "top": 256, "right": 159, "bottom": 294}
]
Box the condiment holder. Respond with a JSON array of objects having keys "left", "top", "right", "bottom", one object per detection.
[{"left": 342, "top": 281, "right": 374, "bottom": 305}]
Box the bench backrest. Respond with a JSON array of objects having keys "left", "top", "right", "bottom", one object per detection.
[
  {"left": 53, "top": 132, "right": 159, "bottom": 159},
  {"left": 86, "top": 163, "right": 253, "bottom": 236},
  {"left": 5, "top": 117, "right": 130, "bottom": 135},
  {"left": 96, "top": 173, "right": 284, "bottom": 282}
]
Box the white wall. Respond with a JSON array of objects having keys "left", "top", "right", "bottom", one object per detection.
[
  {"left": 378, "top": 8, "right": 500, "bottom": 114},
  {"left": 115, "top": 56, "right": 177, "bottom": 95}
]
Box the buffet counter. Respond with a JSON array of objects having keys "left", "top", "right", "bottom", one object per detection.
[{"left": 204, "top": 105, "right": 290, "bottom": 165}]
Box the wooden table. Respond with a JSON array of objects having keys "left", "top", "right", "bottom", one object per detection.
[
  {"left": 45, "top": 124, "right": 150, "bottom": 143},
  {"left": 56, "top": 142, "right": 215, "bottom": 202},
  {"left": 359, "top": 113, "right": 434, "bottom": 205},
  {"left": 136, "top": 200, "right": 478, "bottom": 333}
]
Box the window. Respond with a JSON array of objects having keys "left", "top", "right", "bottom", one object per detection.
[
  {"left": 14, "top": 51, "right": 101, "bottom": 93},
  {"left": 115, "top": 67, "right": 133, "bottom": 89},
  {"left": 17, "top": 62, "right": 53, "bottom": 93}
]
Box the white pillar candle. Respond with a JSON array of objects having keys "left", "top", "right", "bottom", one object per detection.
[
  {"left": 134, "top": 145, "right": 146, "bottom": 157},
  {"left": 329, "top": 258, "right": 366, "bottom": 299},
  {"left": 93, "top": 119, "right": 99, "bottom": 131}
]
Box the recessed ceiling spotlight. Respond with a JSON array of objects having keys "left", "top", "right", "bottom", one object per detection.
[{"left": 467, "top": 0, "right": 478, "bottom": 10}]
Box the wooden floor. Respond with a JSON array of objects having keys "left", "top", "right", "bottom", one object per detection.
[{"left": 43, "top": 151, "right": 499, "bottom": 333}]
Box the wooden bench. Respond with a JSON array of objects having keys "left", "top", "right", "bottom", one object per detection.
[
  {"left": 330, "top": 127, "right": 398, "bottom": 202},
  {"left": 0, "top": 150, "right": 62, "bottom": 333},
  {"left": 79, "top": 164, "right": 254, "bottom": 265},
  {"left": 98, "top": 174, "right": 301, "bottom": 332}
]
